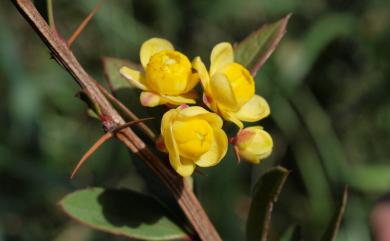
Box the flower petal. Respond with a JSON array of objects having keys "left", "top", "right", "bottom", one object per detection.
[
  {"left": 235, "top": 95, "right": 270, "bottom": 122},
  {"left": 184, "top": 72, "right": 200, "bottom": 92},
  {"left": 238, "top": 128, "right": 273, "bottom": 164},
  {"left": 197, "top": 113, "right": 223, "bottom": 129},
  {"left": 203, "top": 93, "right": 219, "bottom": 113},
  {"left": 192, "top": 57, "right": 210, "bottom": 88},
  {"left": 177, "top": 106, "right": 209, "bottom": 118},
  {"left": 140, "top": 38, "right": 174, "bottom": 69},
  {"left": 119, "top": 66, "right": 147, "bottom": 90},
  {"left": 161, "top": 92, "right": 197, "bottom": 106},
  {"left": 161, "top": 108, "right": 178, "bottom": 134},
  {"left": 210, "top": 73, "right": 238, "bottom": 110},
  {"left": 162, "top": 114, "right": 196, "bottom": 177},
  {"left": 220, "top": 108, "right": 244, "bottom": 129},
  {"left": 140, "top": 91, "right": 164, "bottom": 107},
  {"left": 140, "top": 91, "right": 197, "bottom": 107},
  {"left": 210, "top": 42, "right": 234, "bottom": 76},
  {"left": 195, "top": 128, "right": 228, "bottom": 167},
  {"left": 175, "top": 157, "right": 196, "bottom": 177}
]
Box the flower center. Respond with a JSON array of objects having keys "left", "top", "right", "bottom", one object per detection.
[
  {"left": 219, "top": 63, "right": 255, "bottom": 107},
  {"left": 145, "top": 50, "right": 192, "bottom": 95},
  {"left": 172, "top": 119, "right": 214, "bottom": 158}
]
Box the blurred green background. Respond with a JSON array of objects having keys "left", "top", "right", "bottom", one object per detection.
[{"left": 1, "top": 0, "right": 390, "bottom": 240}]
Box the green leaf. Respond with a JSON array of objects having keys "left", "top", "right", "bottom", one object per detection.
[
  {"left": 59, "top": 188, "right": 189, "bottom": 241},
  {"left": 102, "top": 57, "right": 141, "bottom": 91},
  {"left": 348, "top": 165, "right": 390, "bottom": 193},
  {"left": 320, "top": 187, "right": 348, "bottom": 241},
  {"left": 246, "top": 166, "right": 289, "bottom": 241},
  {"left": 234, "top": 14, "right": 291, "bottom": 76}
]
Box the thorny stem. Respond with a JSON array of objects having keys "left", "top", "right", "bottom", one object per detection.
[
  {"left": 12, "top": 1, "right": 222, "bottom": 240},
  {"left": 61, "top": 0, "right": 156, "bottom": 141},
  {"left": 95, "top": 82, "right": 157, "bottom": 141}
]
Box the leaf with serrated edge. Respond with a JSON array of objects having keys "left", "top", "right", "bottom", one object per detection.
[
  {"left": 235, "top": 14, "right": 291, "bottom": 76},
  {"left": 102, "top": 56, "right": 141, "bottom": 91},
  {"left": 246, "top": 166, "right": 289, "bottom": 241},
  {"left": 59, "top": 188, "right": 189, "bottom": 241},
  {"left": 320, "top": 187, "right": 348, "bottom": 241}
]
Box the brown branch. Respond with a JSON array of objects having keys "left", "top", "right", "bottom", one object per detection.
[
  {"left": 11, "top": 1, "right": 221, "bottom": 240},
  {"left": 96, "top": 82, "right": 157, "bottom": 141}
]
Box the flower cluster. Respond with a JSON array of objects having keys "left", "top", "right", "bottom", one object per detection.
[{"left": 121, "top": 38, "right": 273, "bottom": 176}]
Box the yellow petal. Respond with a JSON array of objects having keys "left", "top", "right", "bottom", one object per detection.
[
  {"left": 140, "top": 38, "right": 174, "bottom": 69},
  {"left": 161, "top": 108, "right": 178, "bottom": 134},
  {"left": 161, "top": 92, "right": 197, "bottom": 106},
  {"left": 237, "top": 128, "right": 273, "bottom": 164},
  {"left": 163, "top": 118, "right": 196, "bottom": 176},
  {"left": 145, "top": 50, "right": 192, "bottom": 95},
  {"left": 210, "top": 42, "right": 234, "bottom": 76},
  {"left": 198, "top": 113, "right": 223, "bottom": 129},
  {"left": 220, "top": 109, "right": 244, "bottom": 129},
  {"left": 119, "top": 66, "right": 147, "bottom": 90},
  {"left": 203, "top": 93, "right": 218, "bottom": 113},
  {"left": 235, "top": 126, "right": 263, "bottom": 149},
  {"left": 140, "top": 91, "right": 197, "bottom": 107},
  {"left": 163, "top": 118, "right": 180, "bottom": 165},
  {"left": 195, "top": 128, "right": 228, "bottom": 167},
  {"left": 192, "top": 57, "right": 210, "bottom": 88},
  {"left": 140, "top": 91, "right": 165, "bottom": 107},
  {"left": 235, "top": 95, "right": 270, "bottom": 122},
  {"left": 218, "top": 63, "right": 255, "bottom": 106},
  {"left": 161, "top": 112, "right": 180, "bottom": 169},
  {"left": 174, "top": 157, "right": 196, "bottom": 177},
  {"left": 184, "top": 72, "right": 200, "bottom": 92},
  {"left": 173, "top": 119, "right": 214, "bottom": 159},
  {"left": 177, "top": 106, "right": 209, "bottom": 118},
  {"left": 210, "top": 73, "right": 238, "bottom": 110}
]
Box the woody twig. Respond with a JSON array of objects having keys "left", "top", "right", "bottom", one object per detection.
[{"left": 11, "top": 1, "right": 221, "bottom": 240}]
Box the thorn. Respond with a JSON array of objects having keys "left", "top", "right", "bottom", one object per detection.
[
  {"left": 70, "top": 131, "right": 113, "bottom": 179},
  {"left": 233, "top": 145, "right": 241, "bottom": 164},
  {"left": 67, "top": 0, "right": 105, "bottom": 47},
  {"left": 70, "top": 117, "right": 155, "bottom": 179},
  {"left": 111, "top": 117, "right": 155, "bottom": 133}
]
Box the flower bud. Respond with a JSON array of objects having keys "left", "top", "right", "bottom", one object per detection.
[{"left": 234, "top": 126, "right": 273, "bottom": 164}]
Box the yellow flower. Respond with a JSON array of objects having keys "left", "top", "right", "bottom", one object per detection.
[
  {"left": 161, "top": 105, "right": 228, "bottom": 176},
  {"left": 120, "top": 38, "right": 199, "bottom": 107},
  {"left": 233, "top": 126, "right": 273, "bottom": 164},
  {"left": 192, "top": 42, "right": 270, "bottom": 128}
]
